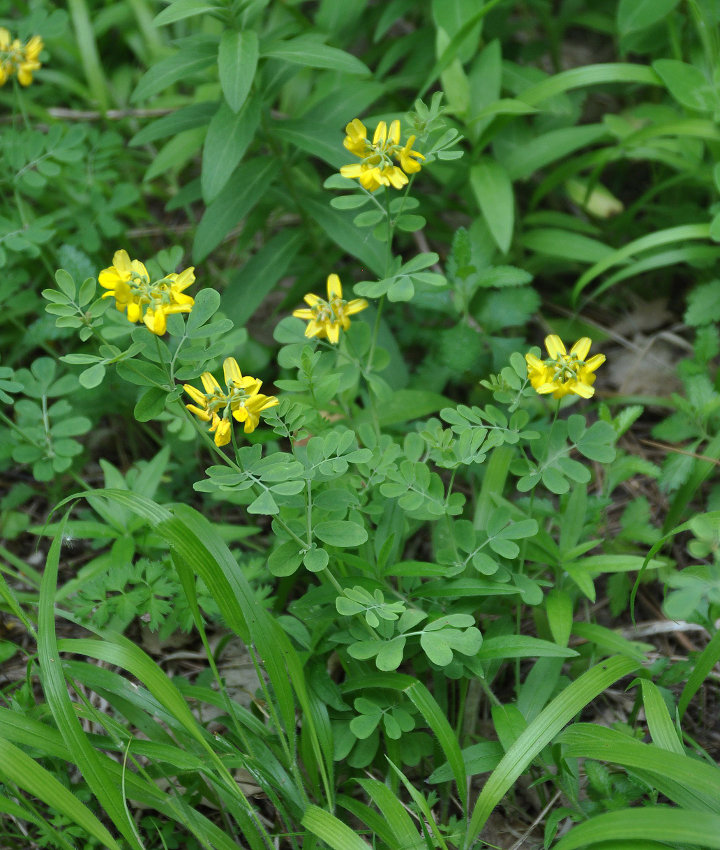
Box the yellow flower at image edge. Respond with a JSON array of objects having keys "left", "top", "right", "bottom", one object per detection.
[
  {"left": 184, "top": 357, "right": 279, "bottom": 447},
  {"left": 526, "top": 335, "right": 606, "bottom": 399},
  {"left": 340, "top": 117, "right": 424, "bottom": 192},
  {"left": 0, "top": 29, "right": 43, "bottom": 87},
  {"left": 293, "top": 274, "right": 368, "bottom": 344},
  {"left": 99, "top": 249, "right": 195, "bottom": 336}
]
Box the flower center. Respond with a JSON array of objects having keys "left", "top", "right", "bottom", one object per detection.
[
  {"left": 546, "top": 352, "right": 584, "bottom": 384},
  {"left": 128, "top": 271, "right": 177, "bottom": 310},
  {"left": 312, "top": 296, "right": 346, "bottom": 323}
]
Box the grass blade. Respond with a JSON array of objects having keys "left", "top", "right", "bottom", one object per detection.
[{"left": 463, "top": 656, "right": 637, "bottom": 847}]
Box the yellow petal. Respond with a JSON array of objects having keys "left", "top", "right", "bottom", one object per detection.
[
  {"left": 186, "top": 403, "right": 211, "bottom": 421},
  {"left": 223, "top": 357, "right": 242, "bottom": 386},
  {"left": 345, "top": 298, "right": 368, "bottom": 315},
  {"left": 340, "top": 164, "right": 364, "bottom": 178},
  {"left": 570, "top": 337, "right": 592, "bottom": 361},
  {"left": 571, "top": 381, "right": 595, "bottom": 399},
  {"left": 112, "top": 250, "right": 132, "bottom": 275},
  {"left": 305, "top": 320, "right": 324, "bottom": 338},
  {"left": 584, "top": 353, "right": 606, "bottom": 373},
  {"left": 373, "top": 121, "right": 387, "bottom": 146},
  {"left": 326, "top": 273, "right": 342, "bottom": 300},
  {"left": 303, "top": 292, "right": 322, "bottom": 307},
  {"left": 184, "top": 384, "right": 206, "bottom": 406},
  {"left": 126, "top": 301, "right": 142, "bottom": 323},
  {"left": 173, "top": 266, "right": 195, "bottom": 292},
  {"left": 544, "top": 335, "right": 566, "bottom": 359},
  {"left": 201, "top": 372, "right": 222, "bottom": 394},
  {"left": 145, "top": 308, "right": 167, "bottom": 336},
  {"left": 388, "top": 119, "right": 401, "bottom": 145},
  {"left": 293, "top": 308, "right": 314, "bottom": 319},
  {"left": 214, "top": 419, "right": 232, "bottom": 446},
  {"left": 326, "top": 322, "right": 340, "bottom": 344}
]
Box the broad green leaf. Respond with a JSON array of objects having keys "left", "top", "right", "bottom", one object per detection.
[
  {"left": 154, "top": 0, "right": 221, "bottom": 26},
  {"left": 653, "top": 59, "right": 718, "bottom": 113},
  {"left": 201, "top": 97, "right": 261, "bottom": 202},
  {"left": 193, "top": 156, "right": 278, "bottom": 262},
  {"left": 470, "top": 158, "right": 514, "bottom": 253},
  {"left": 132, "top": 44, "right": 216, "bottom": 102},
  {"left": 131, "top": 102, "right": 217, "bottom": 147},
  {"left": 314, "top": 521, "right": 368, "bottom": 548},
  {"left": 618, "top": 0, "right": 680, "bottom": 34},
  {"left": 506, "top": 124, "right": 608, "bottom": 181},
  {"left": 218, "top": 29, "right": 258, "bottom": 112},
  {"left": 263, "top": 36, "right": 370, "bottom": 75},
  {"left": 145, "top": 127, "right": 206, "bottom": 182},
  {"left": 522, "top": 229, "right": 613, "bottom": 264},
  {"left": 223, "top": 230, "right": 303, "bottom": 327}
]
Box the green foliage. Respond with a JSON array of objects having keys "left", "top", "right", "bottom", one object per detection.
[{"left": 2, "top": 1, "right": 720, "bottom": 849}]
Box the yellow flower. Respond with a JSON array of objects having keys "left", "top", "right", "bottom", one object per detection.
[
  {"left": 339, "top": 117, "right": 424, "bottom": 192},
  {"left": 526, "top": 335, "right": 605, "bottom": 399},
  {"left": 184, "top": 357, "right": 278, "bottom": 446},
  {"left": 98, "top": 249, "right": 195, "bottom": 336},
  {"left": 0, "top": 30, "right": 43, "bottom": 87},
  {"left": 292, "top": 274, "right": 368, "bottom": 344}
]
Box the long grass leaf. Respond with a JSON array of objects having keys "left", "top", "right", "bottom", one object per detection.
[
  {"left": 0, "top": 738, "right": 121, "bottom": 849},
  {"left": 552, "top": 808, "right": 720, "bottom": 850},
  {"left": 302, "top": 805, "right": 374, "bottom": 849},
  {"left": 463, "top": 657, "right": 637, "bottom": 847},
  {"left": 38, "top": 515, "right": 144, "bottom": 849}
]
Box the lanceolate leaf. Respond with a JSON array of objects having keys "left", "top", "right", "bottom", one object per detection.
[{"left": 464, "top": 656, "right": 637, "bottom": 846}]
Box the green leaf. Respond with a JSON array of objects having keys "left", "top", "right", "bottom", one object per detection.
[
  {"left": 618, "top": 0, "right": 681, "bottom": 35},
  {"left": 522, "top": 229, "right": 613, "bottom": 263},
  {"left": 553, "top": 808, "right": 720, "bottom": 850},
  {"left": 376, "top": 636, "right": 406, "bottom": 672},
  {"left": 477, "top": 636, "right": 577, "bottom": 660},
  {"left": 218, "top": 29, "right": 258, "bottom": 112},
  {"left": 145, "top": 127, "right": 206, "bottom": 182},
  {"left": 267, "top": 540, "right": 304, "bottom": 576},
  {"left": 302, "top": 806, "right": 373, "bottom": 850},
  {"left": 314, "top": 521, "right": 368, "bottom": 548},
  {"left": 39, "top": 518, "right": 143, "bottom": 849},
  {"left": 465, "top": 657, "right": 637, "bottom": 842},
  {"left": 470, "top": 158, "right": 514, "bottom": 253},
  {"left": 201, "top": 97, "right": 261, "bottom": 202},
  {"left": 247, "top": 490, "right": 279, "bottom": 515},
  {"left": 0, "top": 740, "right": 122, "bottom": 850},
  {"left": 653, "top": 59, "right": 718, "bottom": 113},
  {"left": 132, "top": 44, "right": 216, "bottom": 102},
  {"left": 193, "top": 156, "right": 278, "bottom": 262},
  {"left": 223, "top": 231, "right": 303, "bottom": 327},
  {"left": 376, "top": 389, "right": 450, "bottom": 426},
  {"left": 303, "top": 547, "right": 328, "bottom": 572},
  {"left": 54, "top": 269, "right": 75, "bottom": 299},
  {"left": 685, "top": 280, "right": 720, "bottom": 327},
  {"left": 154, "top": 0, "right": 221, "bottom": 26},
  {"left": 79, "top": 363, "right": 106, "bottom": 389},
  {"left": 130, "top": 102, "right": 217, "bottom": 147},
  {"left": 262, "top": 36, "right": 370, "bottom": 75}
]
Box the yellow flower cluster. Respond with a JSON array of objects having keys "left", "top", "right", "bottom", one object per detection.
[
  {"left": 184, "top": 358, "right": 278, "bottom": 447},
  {"left": 340, "top": 118, "right": 424, "bottom": 192},
  {"left": 292, "top": 274, "right": 367, "bottom": 344},
  {"left": 99, "top": 249, "right": 195, "bottom": 336},
  {"left": 0, "top": 29, "right": 43, "bottom": 87},
  {"left": 526, "top": 335, "right": 605, "bottom": 399}
]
